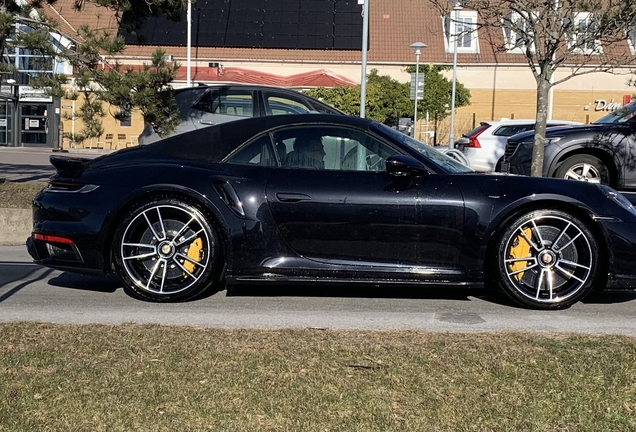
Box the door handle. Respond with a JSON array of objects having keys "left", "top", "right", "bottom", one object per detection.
[
  {"left": 199, "top": 121, "right": 215, "bottom": 125},
  {"left": 276, "top": 193, "right": 311, "bottom": 202}
]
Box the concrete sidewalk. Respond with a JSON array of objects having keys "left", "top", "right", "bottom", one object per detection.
[{"left": 0, "top": 208, "right": 31, "bottom": 246}]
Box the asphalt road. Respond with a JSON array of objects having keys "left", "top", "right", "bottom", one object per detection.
[
  {"left": 0, "top": 147, "right": 104, "bottom": 182},
  {"left": 2, "top": 246, "right": 636, "bottom": 334}
]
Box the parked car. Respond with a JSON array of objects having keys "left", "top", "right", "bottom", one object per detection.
[
  {"left": 456, "top": 119, "right": 581, "bottom": 172},
  {"left": 498, "top": 102, "right": 636, "bottom": 190},
  {"left": 139, "top": 83, "right": 344, "bottom": 145},
  {"left": 27, "top": 114, "right": 636, "bottom": 310}
]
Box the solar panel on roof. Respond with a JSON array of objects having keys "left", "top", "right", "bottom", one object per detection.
[{"left": 120, "top": 0, "right": 365, "bottom": 50}]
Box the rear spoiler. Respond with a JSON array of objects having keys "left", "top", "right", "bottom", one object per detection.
[{"left": 50, "top": 155, "right": 89, "bottom": 178}]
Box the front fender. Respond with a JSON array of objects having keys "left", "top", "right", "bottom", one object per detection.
[
  {"left": 478, "top": 192, "right": 599, "bottom": 267},
  {"left": 545, "top": 140, "right": 621, "bottom": 184}
]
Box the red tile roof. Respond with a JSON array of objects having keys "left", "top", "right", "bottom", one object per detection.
[{"left": 40, "top": 0, "right": 634, "bottom": 67}]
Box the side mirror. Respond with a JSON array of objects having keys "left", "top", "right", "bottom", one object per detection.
[{"left": 386, "top": 154, "right": 429, "bottom": 177}]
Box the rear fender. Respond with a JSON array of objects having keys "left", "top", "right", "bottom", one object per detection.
[{"left": 98, "top": 183, "right": 233, "bottom": 274}]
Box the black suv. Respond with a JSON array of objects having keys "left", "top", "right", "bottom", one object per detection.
[{"left": 498, "top": 102, "right": 636, "bottom": 190}]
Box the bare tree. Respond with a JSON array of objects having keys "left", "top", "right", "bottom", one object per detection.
[{"left": 428, "top": 0, "right": 636, "bottom": 176}]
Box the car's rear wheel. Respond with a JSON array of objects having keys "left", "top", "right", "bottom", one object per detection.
[
  {"left": 554, "top": 154, "right": 610, "bottom": 185},
  {"left": 494, "top": 209, "right": 599, "bottom": 310},
  {"left": 113, "top": 197, "right": 221, "bottom": 302}
]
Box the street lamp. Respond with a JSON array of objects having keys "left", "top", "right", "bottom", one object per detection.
[
  {"left": 359, "top": 0, "right": 370, "bottom": 118},
  {"left": 186, "top": 0, "right": 192, "bottom": 87},
  {"left": 449, "top": 0, "right": 462, "bottom": 148},
  {"left": 410, "top": 42, "right": 427, "bottom": 139}
]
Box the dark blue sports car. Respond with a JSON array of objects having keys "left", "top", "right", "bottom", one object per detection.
[{"left": 27, "top": 114, "right": 636, "bottom": 309}]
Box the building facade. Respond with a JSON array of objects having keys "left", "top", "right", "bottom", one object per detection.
[
  {"left": 0, "top": 22, "right": 74, "bottom": 148},
  {"left": 36, "top": 0, "right": 636, "bottom": 148}
]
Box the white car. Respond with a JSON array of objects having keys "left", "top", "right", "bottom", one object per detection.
[{"left": 456, "top": 119, "right": 581, "bottom": 172}]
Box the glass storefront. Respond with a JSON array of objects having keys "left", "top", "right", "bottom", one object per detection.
[
  {"left": 0, "top": 97, "right": 57, "bottom": 147},
  {"left": 0, "top": 100, "right": 13, "bottom": 146},
  {"left": 19, "top": 104, "right": 49, "bottom": 146}
]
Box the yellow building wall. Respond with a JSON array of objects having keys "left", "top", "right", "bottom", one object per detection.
[
  {"left": 419, "top": 88, "right": 634, "bottom": 145},
  {"left": 59, "top": 97, "right": 144, "bottom": 150}
]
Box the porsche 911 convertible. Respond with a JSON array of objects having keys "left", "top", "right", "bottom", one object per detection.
[{"left": 27, "top": 114, "right": 636, "bottom": 309}]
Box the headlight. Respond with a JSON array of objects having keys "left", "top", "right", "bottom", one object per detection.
[
  {"left": 597, "top": 184, "right": 636, "bottom": 216},
  {"left": 545, "top": 137, "right": 563, "bottom": 145},
  {"left": 520, "top": 137, "right": 562, "bottom": 149}
]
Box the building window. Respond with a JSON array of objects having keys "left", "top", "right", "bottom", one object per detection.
[
  {"left": 568, "top": 12, "right": 601, "bottom": 54},
  {"left": 119, "top": 106, "right": 131, "bottom": 127},
  {"left": 503, "top": 12, "right": 535, "bottom": 53},
  {"left": 2, "top": 23, "right": 60, "bottom": 82},
  {"left": 443, "top": 10, "right": 479, "bottom": 53}
]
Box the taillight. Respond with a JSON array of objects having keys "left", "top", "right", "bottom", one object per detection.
[
  {"left": 47, "top": 181, "right": 99, "bottom": 193},
  {"left": 33, "top": 233, "right": 74, "bottom": 244},
  {"left": 465, "top": 125, "right": 489, "bottom": 148}
]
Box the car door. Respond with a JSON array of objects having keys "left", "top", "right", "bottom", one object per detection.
[
  {"left": 189, "top": 87, "right": 257, "bottom": 129},
  {"left": 265, "top": 125, "right": 464, "bottom": 272},
  {"left": 618, "top": 121, "right": 636, "bottom": 188}
]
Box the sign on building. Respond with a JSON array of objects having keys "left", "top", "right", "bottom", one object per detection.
[{"left": 18, "top": 86, "right": 53, "bottom": 103}]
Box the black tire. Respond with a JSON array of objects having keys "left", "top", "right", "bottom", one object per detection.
[
  {"left": 494, "top": 209, "right": 600, "bottom": 310},
  {"left": 113, "top": 196, "right": 221, "bottom": 302},
  {"left": 554, "top": 154, "right": 610, "bottom": 186}
]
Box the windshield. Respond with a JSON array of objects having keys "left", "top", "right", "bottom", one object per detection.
[
  {"left": 594, "top": 103, "right": 636, "bottom": 124},
  {"left": 371, "top": 123, "right": 473, "bottom": 173}
]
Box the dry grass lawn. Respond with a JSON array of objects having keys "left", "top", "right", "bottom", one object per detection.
[
  {"left": 0, "top": 181, "right": 46, "bottom": 209},
  {"left": 1, "top": 323, "right": 636, "bottom": 432}
]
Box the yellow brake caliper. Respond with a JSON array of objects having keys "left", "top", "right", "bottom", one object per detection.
[
  {"left": 183, "top": 237, "right": 203, "bottom": 276},
  {"left": 509, "top": 227, "right": 532, "bottom": 281}
]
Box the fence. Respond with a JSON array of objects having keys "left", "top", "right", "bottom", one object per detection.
[{"left": 413, "top": 111, "right": 592, "bottom": 147}]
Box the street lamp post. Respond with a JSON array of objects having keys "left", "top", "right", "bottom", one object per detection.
[
  {"left": 410, "top": 42, "right": 427, "bottom": 139},
  {"left": 359, "top": 0, "right": 370, "bottom": 118},
  {"left": 186, "top": 0, "right": 192, "bottom": 87},
  {"left": 449, "top": 0, "right": 462, "bottom": 148}
]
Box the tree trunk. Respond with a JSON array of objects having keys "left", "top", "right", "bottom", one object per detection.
[{"left": 531, "top": 77, "right": 552, "bottom": 177}]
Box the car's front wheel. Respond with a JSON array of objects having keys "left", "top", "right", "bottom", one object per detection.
[
  {"left": 494, "top": 209, "right": 600, "bottom": 310},
  {"left": 554, "top": 154, "right": 610, "bottom": 185},
  {"left": 113, "top": 197, "right": 221, "bottom": 302}
]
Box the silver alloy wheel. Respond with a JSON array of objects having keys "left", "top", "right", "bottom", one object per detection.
[
  {"left": 503, "top": 215, "right": 593, "bottom": 304},
  {"left": 562, "top": 162, "right": 602, "bottom": 183},
  {"left": 120, "top": 204, "right": 211, "bottom": 295}
]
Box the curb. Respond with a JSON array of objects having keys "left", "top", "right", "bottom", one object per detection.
[{"left": 0, "top": 208, "right": 31, "bottom": 246}]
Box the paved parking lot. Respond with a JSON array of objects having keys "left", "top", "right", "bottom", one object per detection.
[{"left": 0, "top": 147, "right": 106, "bottom": 182}]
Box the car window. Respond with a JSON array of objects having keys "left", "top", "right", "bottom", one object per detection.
[
  {"left": 274, "top": 126, "right": 397, "bottom": 171},
  {"left": 492, "top": 125, "right": 532, "bottom": 136},
  {"left": 594, "top": 103, "right": 636, "bottom": 124},
  {"left": 462, "top": 123, "right": 490, "bottom": 137},
  {"left": 225, "top": 134, "right": 276, "bottom": 167},
  {"left": 193, "top": 89, "right": 254, "bottom": 117},
  {"left": 263, "top": 93, "right": 312, "bottom": 115},
  {"left": 372, "top": 123, "right": 473, "bottom": 174}
]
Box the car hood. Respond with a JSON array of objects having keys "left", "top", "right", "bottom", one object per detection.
[{"left": 509, "top": 123, "right": 613, "bottom": 143}]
